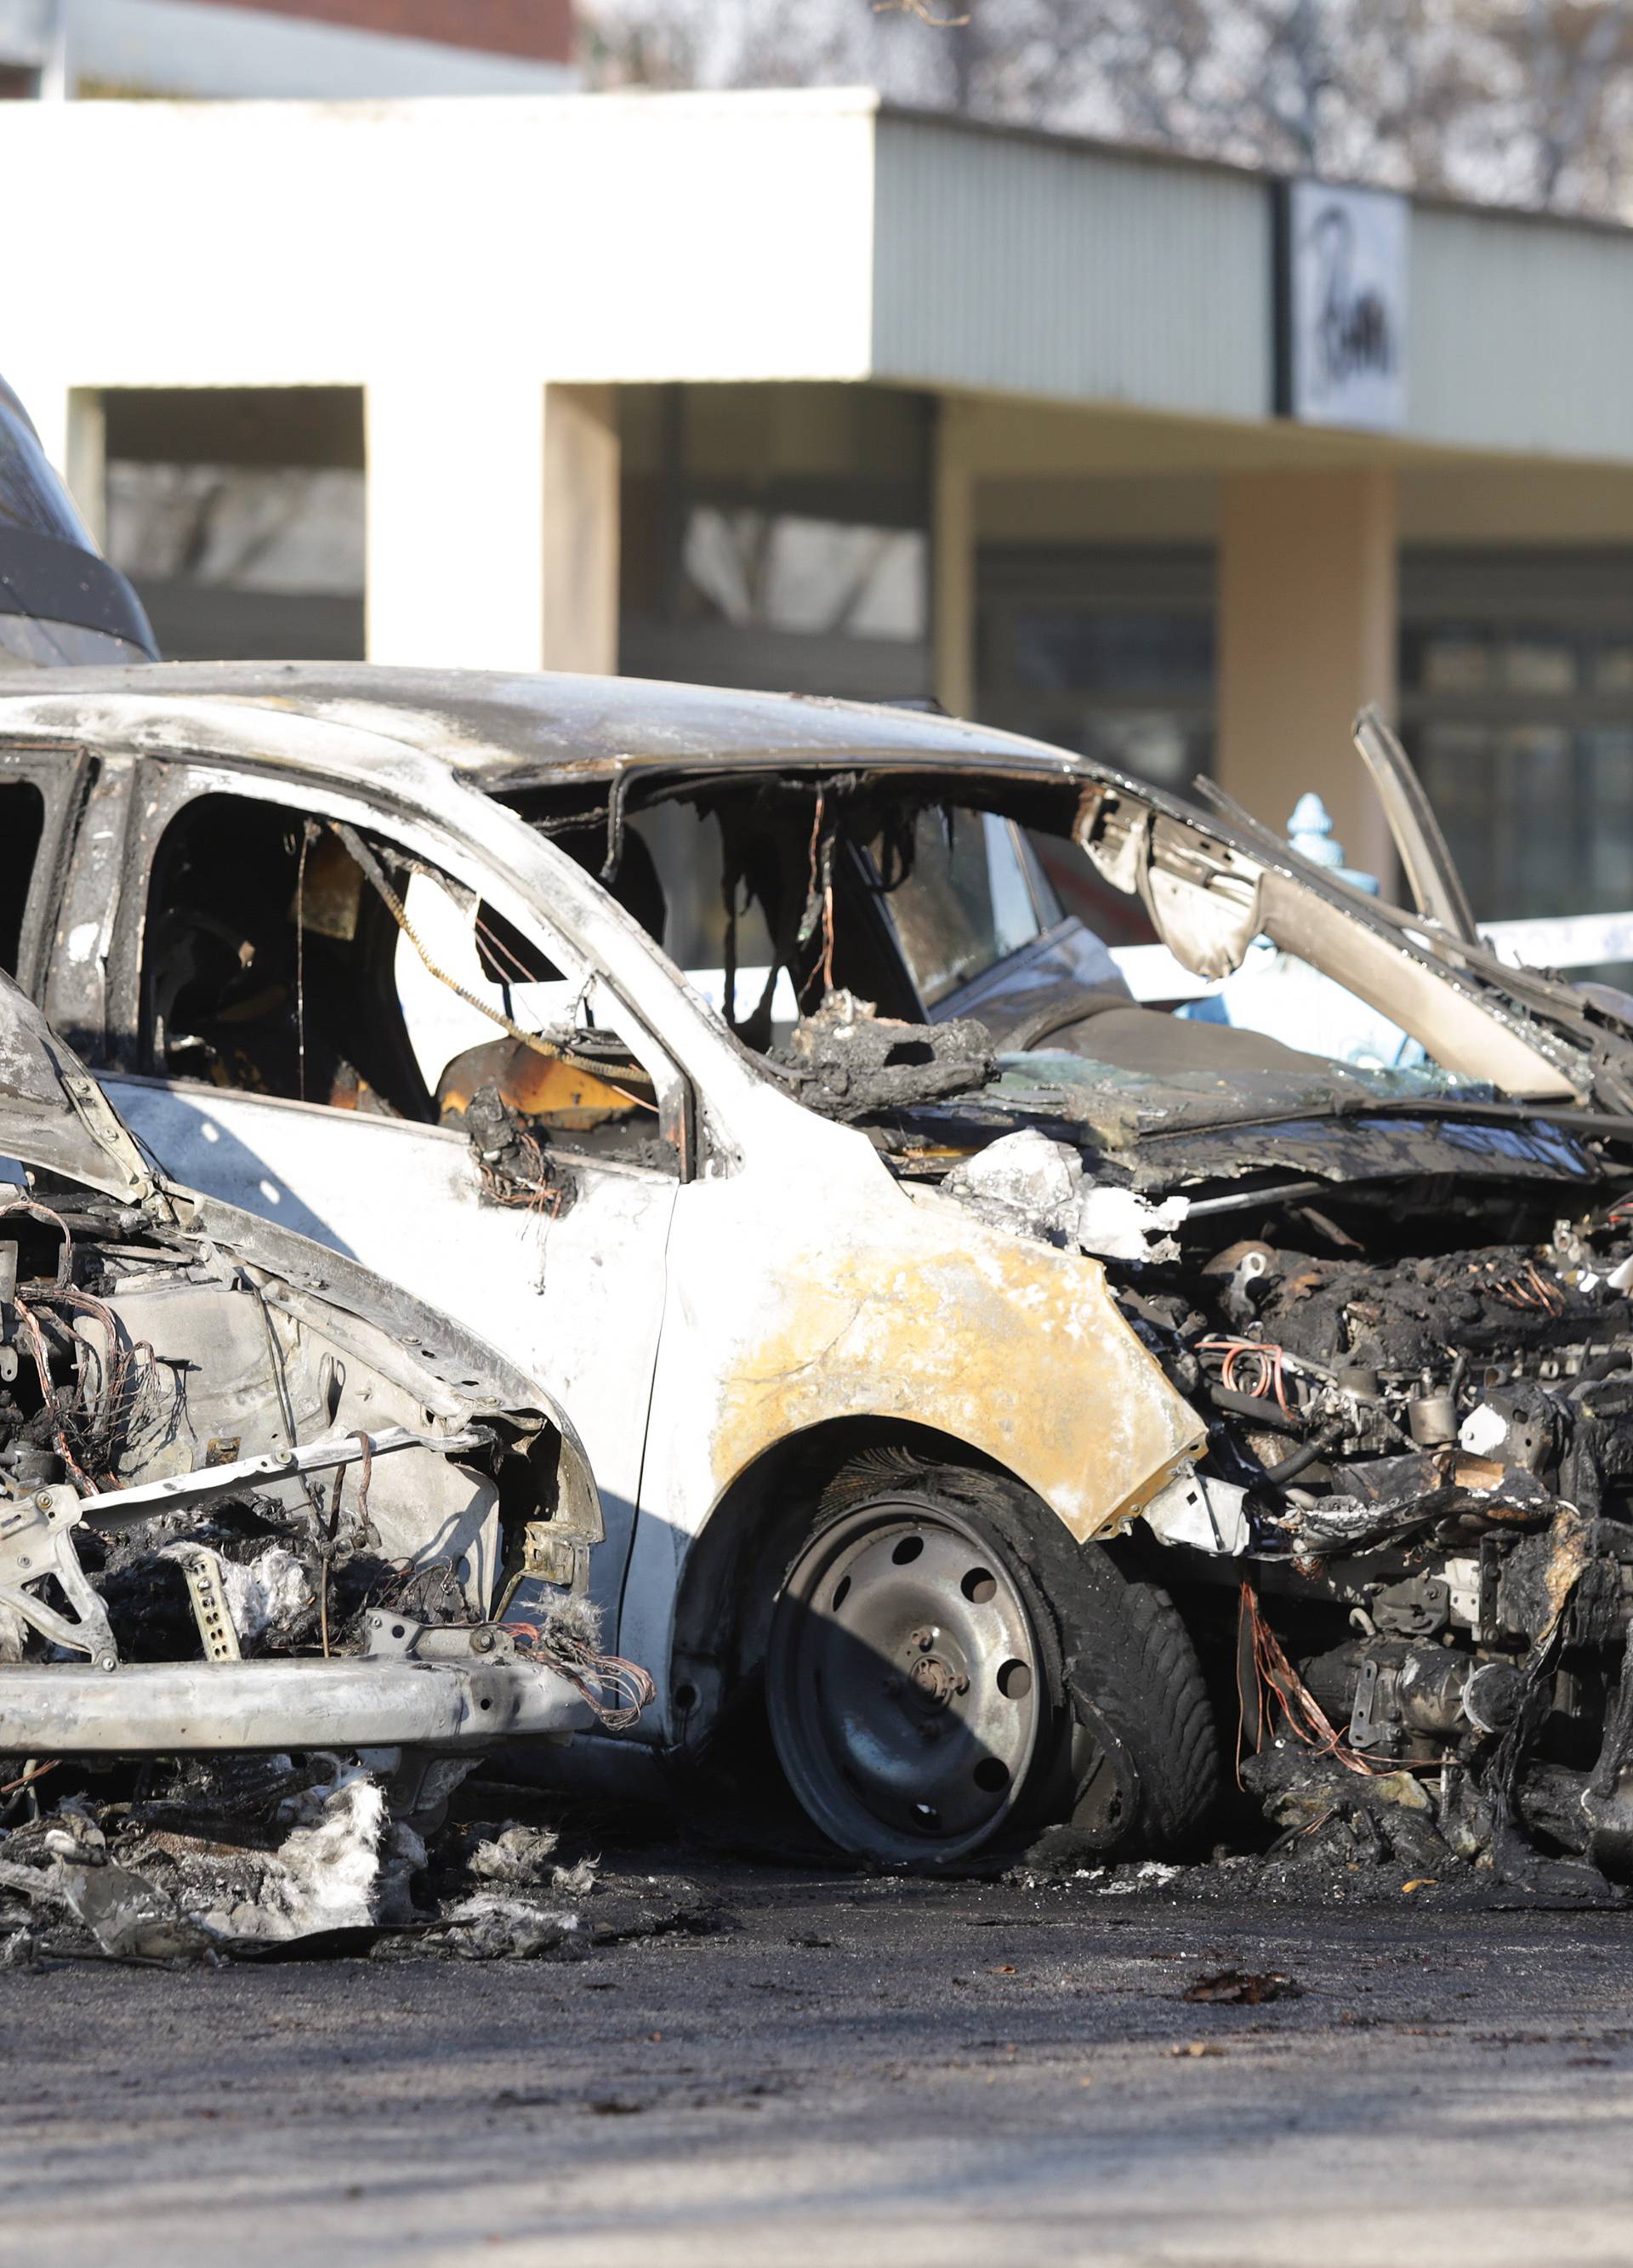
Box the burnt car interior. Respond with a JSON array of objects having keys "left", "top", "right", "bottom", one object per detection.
[
  {"left": 500, "top": 770, "right": 1405, "bottom": 1082},
  {"left": 141, "top": 793, "right": 679, "bottom": 1174}
]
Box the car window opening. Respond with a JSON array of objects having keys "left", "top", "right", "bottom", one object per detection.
[
  {"left": 0, "top": 779, "right": 44, "bottom": 977},
  {"left": 143, "top": 792, "right": 675, "bottom": 1176},
  {"left": 487, "top": 765, "right": 1576, "bottom": 1191},
  {"left": 506, "top": 770, "right": 1454, "bottom": 1103}
]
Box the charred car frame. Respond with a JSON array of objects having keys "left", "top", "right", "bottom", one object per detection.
[
  {"left": 8, "top": 664, "right": 1633, "bottom": 1873},
  {"left": 0, "top": 964, "right": 614, "bottom": 1793}
]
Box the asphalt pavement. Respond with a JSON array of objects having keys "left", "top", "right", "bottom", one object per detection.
[{"left": 3, "top": 1849, "right": 1633, "bottom": 2267}]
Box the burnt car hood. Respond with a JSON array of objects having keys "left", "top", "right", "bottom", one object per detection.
[
  {"left": 867, "top": 1032, "right": 1618, "bottom": 1211},
  {"left": 982, "top": 1050, "right": 1613, "bottom": 1201},
  {"left": 1074, "top": 772, "right": 1633, "bottom": 1116}
]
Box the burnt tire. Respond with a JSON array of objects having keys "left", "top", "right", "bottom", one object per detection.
[{"left": 763, "top": 1456, "right": 1220, "bottom": 1868}]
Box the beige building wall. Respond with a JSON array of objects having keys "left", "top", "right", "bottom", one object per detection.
[{"left": 1215, "top": 470, "right": 1398, "bottom": 880}]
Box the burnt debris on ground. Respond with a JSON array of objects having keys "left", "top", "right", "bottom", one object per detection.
[
  {"left": 0, "top": 1177, "right": 674, "bottom": 1967},
  {"left": 0, "top": 1763, "right": 725, "bottom": 1966}
]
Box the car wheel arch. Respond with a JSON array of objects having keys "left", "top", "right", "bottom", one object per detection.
[{"left": 667, "top": 1416, "right": 1021, "bottom": 1745}]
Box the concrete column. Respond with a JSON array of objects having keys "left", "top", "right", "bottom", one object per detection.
[
  {"left": 932, "top": 399, "right": 976, "bottom": 721},
  {"left": 367, "top": 376, "right": 619, "bottom": 675},
  {"left": 65, "top": 389, "right": 107, "bottom": 549},
  {"left": 543, "top": 383, "right": 620, "bottom": 677},
  {"left": 1216, "top": 468, "right": 1397, "bottom": 883}
]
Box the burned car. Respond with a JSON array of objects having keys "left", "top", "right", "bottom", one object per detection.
[
  {"left": 7, "top": 664, "right": 1633, "bottom": 1875},
  {"left": 0, "top": 961, "right": 619, "bottom": 1863}
]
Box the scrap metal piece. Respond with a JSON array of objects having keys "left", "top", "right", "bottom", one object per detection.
[
  {"left": 1142, "top": 1465, "right": 1250, "bottom": 1555},
  {"left": 520, "top": 1522, "right": 586, "bottom": 1588},
  {"left": 0, "top": 1654, "right": 592, "bottom": 1752},
  {"left": 1351, "top": 703, "right": 1480, "bottom": 944},
  {"left": 0, "top": 1486, "right": 117, "bottom": 1668},
  {"left": 76, "top": 1423, "right": 487, "bottom": 1533},
  {"left": 172, "top": 1545, "right": 242, "bottom": 1663}
]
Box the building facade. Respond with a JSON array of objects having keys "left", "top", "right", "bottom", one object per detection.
[
  {"left": 9, "top": 88, "right": 1633, "bottom": 920},
  {"left": 0, "top": 0, "right": 575, "bottom": 98}
]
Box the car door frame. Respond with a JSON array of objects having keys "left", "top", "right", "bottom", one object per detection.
[
  {"left": 0, "top": 739, "right": 98, "bottom": 1006},
  {"left": 100, "top": 749, "right": 701, "bottom": 1665},
  {"left": 106, "top": 753, "right": 697, "bottom": 1148}
]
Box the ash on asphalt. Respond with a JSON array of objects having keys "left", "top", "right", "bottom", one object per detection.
[{"left": 7, "top": 1830, "right": 1633, "bottom": 2267}]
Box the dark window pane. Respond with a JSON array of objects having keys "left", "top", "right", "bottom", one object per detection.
[
  {"left": 873, "top": 809, "right": 1043, "bottom": 1007},
  {"left": 0, "top": 780, "right": 44, "bottom": 977},
  {"left": 1007, "top": 607, "right": 1214, "bottom": 696}
]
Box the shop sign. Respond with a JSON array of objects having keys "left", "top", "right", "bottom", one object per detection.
[{"left": 1277, "top": 179, "right": 1409, "bottom": 431}]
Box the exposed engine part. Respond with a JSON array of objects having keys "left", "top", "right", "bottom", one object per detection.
[
  {"left": 0, "top": 1180, "right": 631, "bottom": 1774},
  {"left": 1300, "top": 1639, "right": 1525, "bottom": 1752},
  {"left": 1084, "top": 1180, "right": 1633, "bottom": 1869},
  {"left": 1407, "top": 1379, "right": 1459, "bottom": 1448},
  {"left": 1143, "top": 1465, "right": 1249, "bottom": 1555}
]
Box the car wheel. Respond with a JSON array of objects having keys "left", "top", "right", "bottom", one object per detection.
[{"left": 763, "top": 1460, "right": 1218, "bottom": 1868}]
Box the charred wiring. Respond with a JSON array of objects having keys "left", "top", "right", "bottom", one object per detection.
[{"left": 1104, "top": 1181, "right": 1633, "bottom": 1887}]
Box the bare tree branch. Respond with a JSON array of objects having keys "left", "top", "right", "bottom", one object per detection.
[
  {"left": 579, "top": 0, "right": 1633, "bottom": 219},
  {"left": 874, "top": 0, "right": 971, "bottom": 26}
]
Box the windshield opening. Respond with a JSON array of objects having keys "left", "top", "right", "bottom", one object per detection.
[
  {"left": 494, "top": 766, "right": 1545, "bottom": 1132},
  {"left": 867, "top": 807, "right": 1060, "bottom": 1006}
]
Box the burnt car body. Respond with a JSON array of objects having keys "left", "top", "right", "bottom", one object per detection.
[
  {"left": 0, "top": 962, "right": 608, "bottom": 1777},
  {"left": 6, "top": 662, "right": 1633, "bottom": 1872}
]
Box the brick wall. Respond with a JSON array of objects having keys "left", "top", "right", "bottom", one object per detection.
[{"left": 188, "top": 0, "right": 574, "bottom": 64}]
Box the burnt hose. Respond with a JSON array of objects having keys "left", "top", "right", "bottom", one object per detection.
[
  {"left": 1208, "top": 1384, "right": 1305, "bottom": 1435},
  {"left": 1573, "top": 1348, "right": 1633, "bottom": 1393},
  {"left": 1260, "top": 1420, "right": 1348, "bottom": 1489}
]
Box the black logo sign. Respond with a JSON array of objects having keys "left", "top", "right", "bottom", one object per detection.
[{"left": 1307, "top": 202, "right": 1396, "bottom": 392}]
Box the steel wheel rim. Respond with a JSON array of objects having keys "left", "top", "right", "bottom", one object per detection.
[{"left": 766, "top": 1498, "right": 1047, "bottom": 1862}]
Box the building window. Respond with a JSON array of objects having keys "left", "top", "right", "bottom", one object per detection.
[
  {"left": 682, "top": 508, "right": 926, "bottom": 646},
  {"left": 620, "top": 385, "right": 932, "bottom": 704},
  {"left": 976, "top": 546, "right": 1215, "bottom": 792},
  {"left": 1399, "top": 549, "right": 1633, "bottom": 926},
  {"left": 977, "top": 540, "right": 1633, "bottom": 937},
  {"left": 100, "top": 387, "right": 365, "bottom": 662}
]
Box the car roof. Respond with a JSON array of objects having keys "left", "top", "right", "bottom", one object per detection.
[
  {"left": 0, "top": 660, "right": 1086, "bottom": 789},
  {"left": 1, "top": 660, "right": 1612, "bottom": 1109}
]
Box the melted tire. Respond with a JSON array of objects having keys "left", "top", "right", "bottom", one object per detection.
[
  {"left": 1046, "top": 1536, "right": 1222, "bottom": 1855},
  {"left": 765, "top": 1455, "right": 1220, "bottom": 1866}
]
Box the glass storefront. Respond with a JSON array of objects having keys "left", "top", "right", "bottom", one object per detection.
[
  {"left": 976, "top": 545, "right": 1216, "bottom": 791},
  {"left": 976, "top": 541, "right": 1633, "bottom": 927},
  {"left": 100, "top": 387, "right": 365, "bottom": 663},
  {"left": 1398, "top": 550, "right": 1633, "bottom": 925},
  {"left": 620, "top": 384, "right": 933, "bottom": 704}
]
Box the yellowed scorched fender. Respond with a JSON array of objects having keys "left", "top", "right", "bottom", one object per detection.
[{"left": 706, "top": 1187, "right": 1206, "bottom": 1542}]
